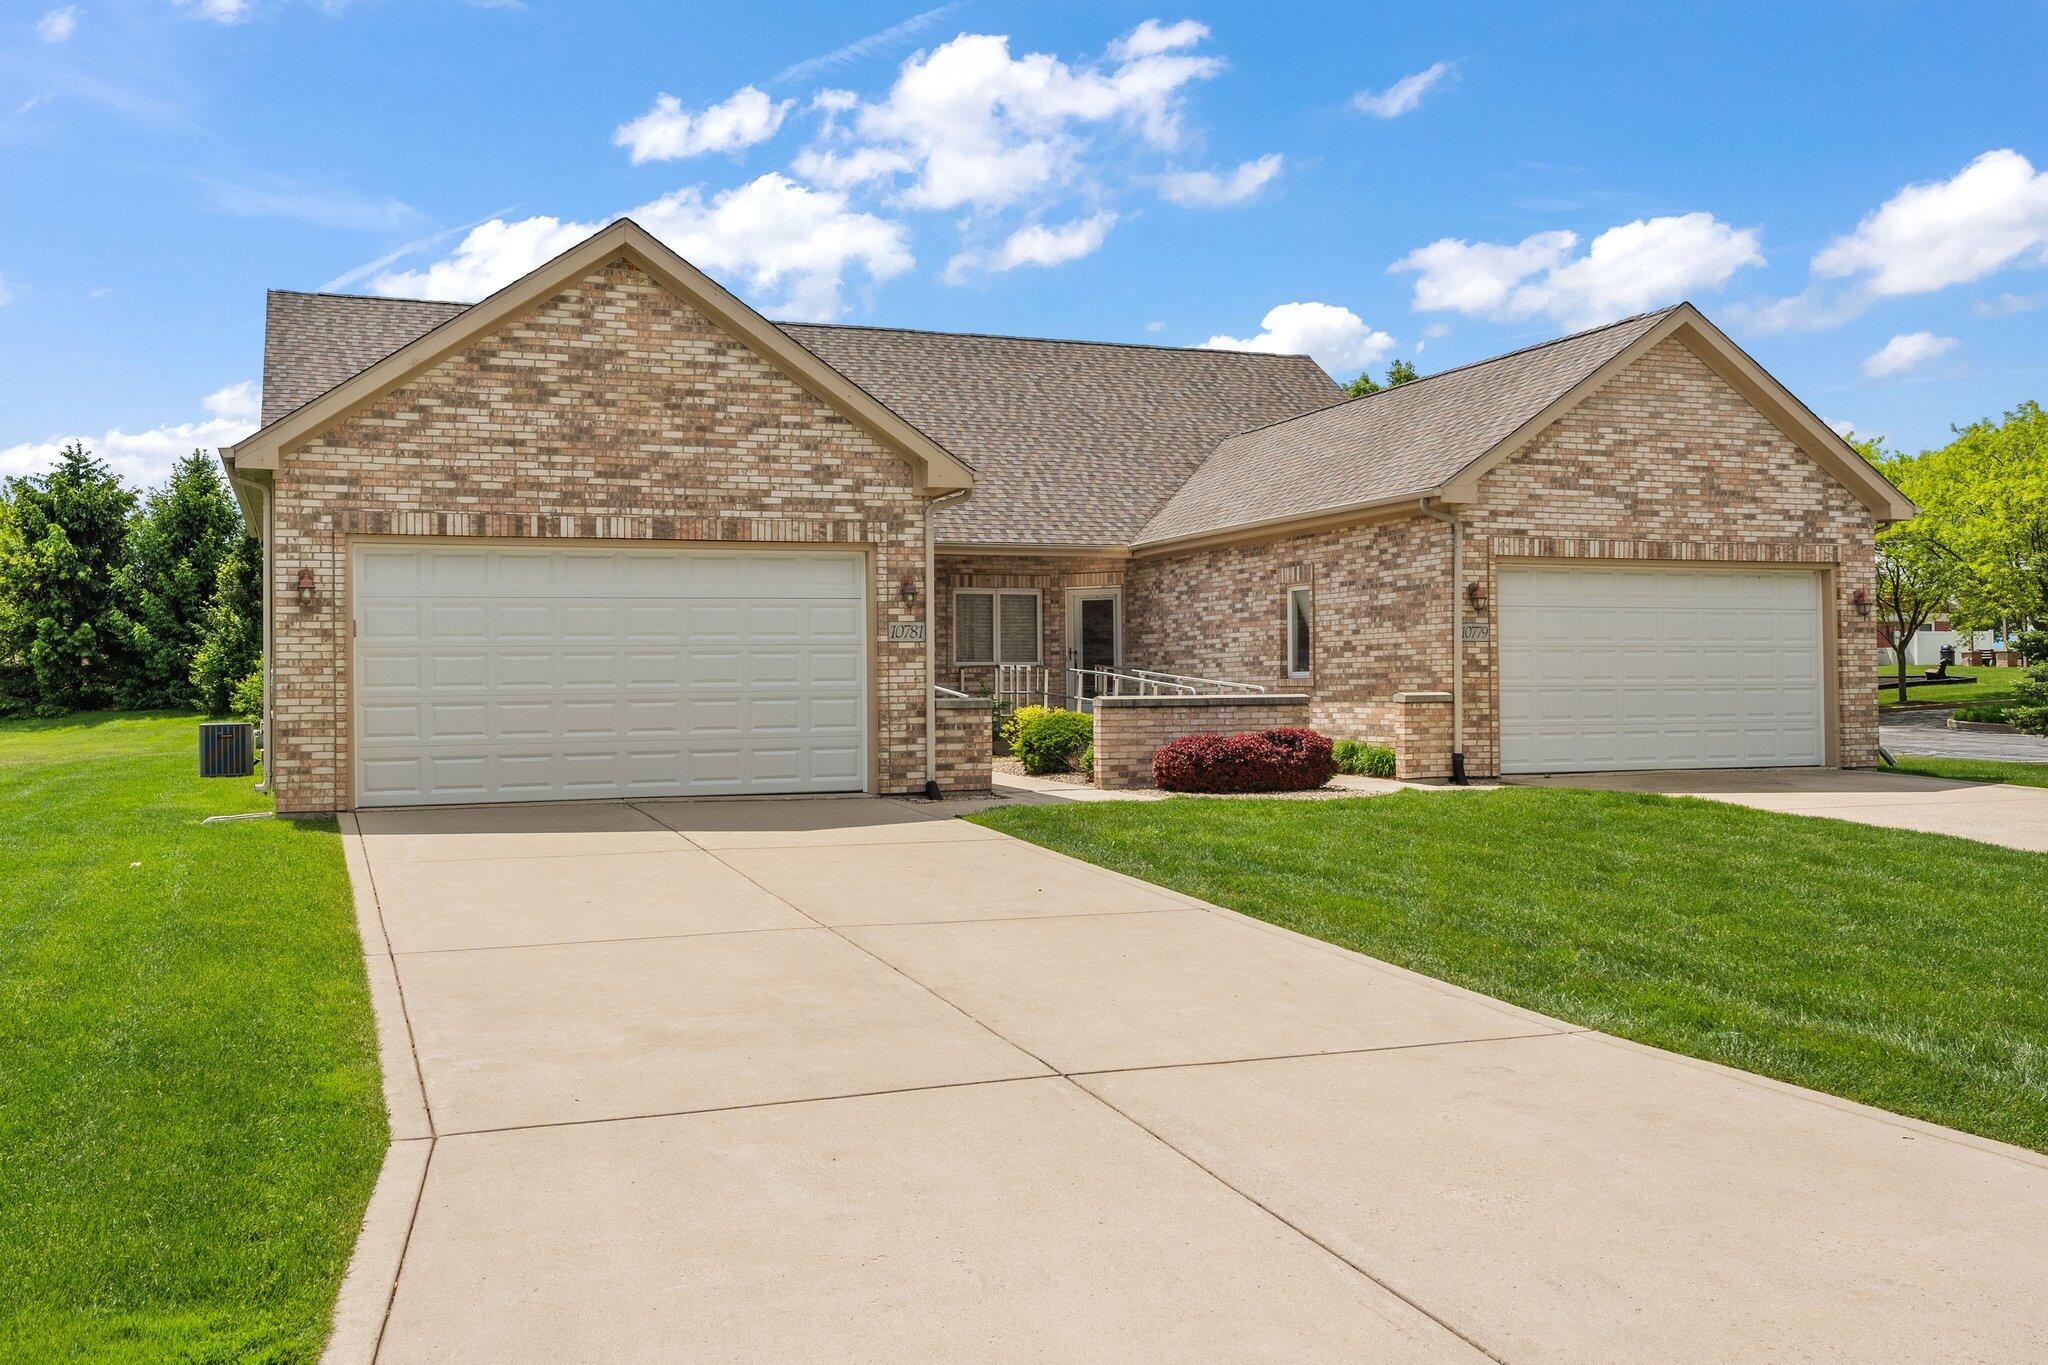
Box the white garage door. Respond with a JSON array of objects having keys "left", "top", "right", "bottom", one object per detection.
[
  {"left": 353, "top": 545, "right": 867, "bottom": 807},
  {"left": 1498, "top": 565, "right": 1825, "bottom": 774}
]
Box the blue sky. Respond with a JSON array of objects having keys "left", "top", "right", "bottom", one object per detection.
[{"left": 4, "top": 0, "right": 2046, "bottom": 488}]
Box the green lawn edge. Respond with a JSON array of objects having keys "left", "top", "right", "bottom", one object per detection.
[
  {"left": 1884, "top": 754, "right": 2048, "bottom": 789},
  {"left": 968, "top": 788, "right": 2048, "bottom": 1153},
  {"left": 0, "top": 713, "right": 385, "bottom": 1362}
]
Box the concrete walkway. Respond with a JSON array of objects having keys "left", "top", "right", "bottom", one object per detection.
[
  {"left": 1510, "top": 765, "right": 2048, "bottom": 852},
  {"left": 332, "top": 797, "right": 2048, "bottom": 1362}
]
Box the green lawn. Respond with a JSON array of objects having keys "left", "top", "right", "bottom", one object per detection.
[
  {"left": 969, "top": 789, "right": 2048, "bottom": 1153},
  {"left": 1886, "top": 754, "right": 2048, "bottom": 789},
  {"left": 0, "top": 713, "right": 384, "bottom": 1362},
  {"left": 1877, "top": 664, "right": 2031, "bottom": 707}
]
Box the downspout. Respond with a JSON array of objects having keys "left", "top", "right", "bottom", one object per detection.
[
  {"left": 1417, "top": 498, "right": 1468, "bottom": 784},
  {"left": 923, "top": 489, "right": 972, "bottom": 799}
]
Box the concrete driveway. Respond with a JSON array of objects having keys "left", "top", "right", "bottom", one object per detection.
[
  {"left": 1509, "top": 765, "right": 2048, "bottom": 852},
  {"left": 333, "top": 796, "right": 2048, "bottom": 1362}
]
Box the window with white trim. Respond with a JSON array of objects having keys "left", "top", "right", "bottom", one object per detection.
[
  {"left": 954, "top": 589, "right": 1043, "bottom": 665},
  {"left": 1287, "top": 585, "right": 1312, "bottom": 678}
]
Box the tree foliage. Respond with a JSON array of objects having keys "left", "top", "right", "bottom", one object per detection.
[
  {"left": 1891, "top": 402, "right": 2048, "bottom": 631},
  {"left": 192, "top": 531, "right": 264, "bottom": 716},
  {"left": 1344, "top": 358, "right": 1420, "bottom": 399},
  {"left": 118, "top": 451, "right": 243, "bottom": 708},
  {"left": 1868, "top": 437, "right": 1972, "bottom": 702},
  {"left": 0, "top": 445, "right": 137, "bottom": 715}
]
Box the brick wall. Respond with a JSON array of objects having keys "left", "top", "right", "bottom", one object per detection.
[
  {"left": 1092, "top": 695, "right": 1312, "bottom": 790},
  {"left": 933, "top": 697, "right": 993, "bottom": 794},
  {"left": 1124, "top": 335, "right": 1881, "bottom": 776},
  {"left": 269, "top": 257, "right": 932, "bottom": 812}
]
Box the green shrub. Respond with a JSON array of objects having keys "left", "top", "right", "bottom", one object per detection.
[
  {"left": 1079, "top": 743, "right": 1094, "bottom": 775},
  {"left": 2010, "top": 662, "right": 2048, "bottom": 737},
  {"left": 230, "top": 662, "right": 263, "bottom": 720},
  {"left": 1015, "top": 708, "right": 1092, "bottom": 775},
  {"left": 1001, "top": 704, "right": 1055, "bottom": 751},
  {"left": 1333, "top": 738, "right": 1397, "bottom": 778},
  {"left": 1952, "top": 703, "right": 2013, "bottom": 724}
]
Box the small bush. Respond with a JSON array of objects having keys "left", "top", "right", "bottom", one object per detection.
[
  {"left": 230, "top": 662, "right": 263, "bottom": 720},
  {"left": 1079, "top": 743, "right": 1094, "bottom": 775},
  {"left": 1015, "top": 708, "right": 1093, "bottom": 775},
  {"left": 1952, "top": 703, "right": 2013, "bottom": 724},
  {"left": 1153, "top": 727, "right": 1336, "bottom": 793},
  {"left": 1332, "top": 739, "right": 1397, "bottom": 778},
  {"left": 1001, "top": 704, "right": 1055, "bottom": 751}
]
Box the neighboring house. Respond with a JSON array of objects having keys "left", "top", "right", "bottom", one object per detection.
[{"left": 220, "top": 219, "right": 1914, "bottom": 812}]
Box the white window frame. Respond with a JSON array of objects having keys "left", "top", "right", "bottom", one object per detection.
[
  {"left": 953, "top": 588, "right": 1043, "bottom": 666},
  {"left": 1286, "top": 584, "right": 1313, "bottom": 679}
]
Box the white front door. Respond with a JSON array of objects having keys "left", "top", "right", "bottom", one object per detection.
[
  {"left": 352, "top": 544, "right": 867, "bottom": 807},
  {"left": 1498, "top": 564, "right": 1825, "bottom": 774},
  {"left": 1067, "top": 588, "right": 1122, "bottom": 701}
]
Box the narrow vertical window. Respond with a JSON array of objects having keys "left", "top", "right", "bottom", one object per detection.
[{"left": 1287, "top": 585, "right": 1312, "bottom": 678}]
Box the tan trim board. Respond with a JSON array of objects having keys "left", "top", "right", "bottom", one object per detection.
[
  {"left": 1130, "top": 495, "right": 1422, "bottom": 560},
  {"left": 935, "top": 542, "right": 1131, "bottom": 559},
  {"left": 228, "top": 219, "right": 973, "bottom": 494}
]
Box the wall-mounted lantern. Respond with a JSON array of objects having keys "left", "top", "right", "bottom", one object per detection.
[
  {"left": 899, "top": 572, "right": 921, "bottom": 605},
  {"left": 1851, "top": 587, "right": 1871, "bottom": 617},
  {"left": 297, "top": 568, "right": 317, "bottom": 608},
  {"left": 1464, "top": 579, "right": 1487, "bottom": 614}
]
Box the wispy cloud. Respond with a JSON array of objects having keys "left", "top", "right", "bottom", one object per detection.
[
  {"left": 197, "top": 173, "right": 426, "bottom": 233},
  {"left": 1159, "top": 153, "right": 1282, "bottom": 208},
  {"left": 1353, "top": 61, "right": 1453, "bottom": 118},
  {"left": 37, "top": 7, "right": 78, "bottom": 43},
  {"left": 771, "top": 3, "right": 960, "bottom": 87},
  {"left": 317, "top": 208, "right": 520, "bottom": 293},
  {"left": 1861, "top": 331, "right": 1958, "bottom": 378}
]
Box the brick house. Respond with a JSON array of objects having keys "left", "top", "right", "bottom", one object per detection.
[{"left": 221, "top": 219, "right": 1913, "bottom": 810}]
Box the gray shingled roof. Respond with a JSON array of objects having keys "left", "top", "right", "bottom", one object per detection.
[
  {"left": 256, "top": 290, "right": 1342, "bottom": 546},
  {"left": 1136, "top": 308, "right": 1676, "bottom": 547}
]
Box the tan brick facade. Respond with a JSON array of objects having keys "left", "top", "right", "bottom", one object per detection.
[
  {"left": 1125, "top": 336, "right": 1880, "bottom": 776},
  {"left": 1092, "top": 696, "right": 1313, "bottom": 790},
  {"left": 933, "top": 553, "right": 1127, "bottom": 699},
  {"left": 268, "top": 259, "right": 934, "bottom": 812},
  {"left": 932, "top": 697, "right": 994, "bottom": 794}
]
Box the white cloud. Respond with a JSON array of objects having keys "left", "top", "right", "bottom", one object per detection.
[
  {"left": 1352, "top": 61, "right": 1452, "bottom": 118},
  {"left": 612, "top": 86, "right": 792, "bottom": 164},
  {"left": 1144, "top": 319, "right": 1166, "bottom": 333},
  {"left": 1974, "top": 291, "right": 2044, "bottom": 317},
  {"left": 37, "top": 7, "right": 77, "bottom": 42},
  {"left": 371, "top": 174, "right": 913, "bottom": 321},
  {"left": 175, "top": 0, "right": 251, "bottom": 22},
  {"left": 794, "top": 27, "right": 1223, "bottom": 212},
  {"left": 1861, "top": 331, "right": 1958, "bottom": 378},
  {"left": 1392, "top": 213, "right": 1763, "bottom": 329},
  {"left": 1109, "top": 18, "right": 1209, "bottom": 60},
  {"left": 1201, "top": 301, "right": 1395, "bottom": 372},
  {"left": 949, "top": 211, "right": 1118, "bottom": 280},
  {"left": 2, "top": 382, "right": 259, "bottom": 489},
  {"left": 1159, "top": 153, "right": 1282, "bottom": 207},
  {"left": 1815, "top": 150, "right": 2048, "bottom": 298}
]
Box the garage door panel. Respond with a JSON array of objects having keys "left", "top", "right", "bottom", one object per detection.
[
  {"left": 354, "top": 546, "right": 869, "bottom": 806},
  {"left": 1500, "top": 566, "right": 1823, "bottom": 775}
]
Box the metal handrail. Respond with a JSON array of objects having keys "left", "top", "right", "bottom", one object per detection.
[
  {"left": 1124, "top": 667, "right": 1266, "bottom": 695},
  {"left": 933, "top": 684, "right": 972, "bottom": 700},
  {"left": 1067, "top": 666, "right": 1267, "bottom": 708}
]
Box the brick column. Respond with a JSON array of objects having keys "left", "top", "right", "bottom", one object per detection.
[{"left": 1393, "top": 691, "right": 1453, "bottom": 780}]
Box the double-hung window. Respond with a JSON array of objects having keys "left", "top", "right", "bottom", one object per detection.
[
  {"left": 1286, "top": 585, "right": 1312, "bottom": 678},
  {"left": 954, "top": 589, "right": 1042, "bottom": 665}
]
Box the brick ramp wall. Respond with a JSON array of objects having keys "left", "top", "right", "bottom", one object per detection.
[
  {"left": 934, "top": 697, "right": 994, "bottom": 794},
  {"left": 1093, "top": 695, "right": 1312, "bottom": 790}
]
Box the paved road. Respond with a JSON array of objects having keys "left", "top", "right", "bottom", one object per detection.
[
  {"left": 1881, "top": 705, "right": 2048, "bottom": 763},
  {"left": 328, "top": 796, "right": 2048, "bottom": 1362}
]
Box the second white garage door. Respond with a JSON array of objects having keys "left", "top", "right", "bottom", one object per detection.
[
  {"left": 1498, "top": 564, "right": 1825, "bottom": 774},
  {"left": 353, "top": 545, "right": 867, "bottom": 807}
]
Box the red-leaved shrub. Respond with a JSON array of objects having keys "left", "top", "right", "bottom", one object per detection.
[{"left": 1151, "top": 727, "right": 1336, "bottom": 793}]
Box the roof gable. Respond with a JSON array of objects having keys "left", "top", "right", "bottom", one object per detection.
[
  {"left": 228, "top": 219, "right": 974, "bottom": 494},
  {"left": 1136, "top": 304, "right": 1912, "bottom": 551}
]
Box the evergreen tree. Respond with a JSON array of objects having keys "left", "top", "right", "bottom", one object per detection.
[
  {"left": 0, "top": 444, "right": 136, "bottom": 714},
  {"left": 116, "top": 451, "right": 242, "bottom": 707},
  {"left": 1344, "top": 359, "right": 1420, "bottom": 398},
  {"left": 191, "top": 531, "right": 263, "bottom": 716}
]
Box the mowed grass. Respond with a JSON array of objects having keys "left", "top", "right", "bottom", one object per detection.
[
  {"left": 1886, "top": 754, "right": 2048, "bottom": 789},
  {"left": 0, "top": 713, "right": 384, "bottom": 1362},
  {"left": 1877, "top": 664, "right": 2032, "bottom": 707},
  {"left": 969, "top": 789, "right": 2048, "bottom": 1152}
]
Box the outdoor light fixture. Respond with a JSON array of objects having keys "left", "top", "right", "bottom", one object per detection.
[
  {"left": 1465, "top": 579, "right": 1486, "bottom": 613},
  {"left": 296, "top": 568, "right": 317, "bottom": 608},
  {"left": 1851, "top": 587, "right": 1871, "bottom": 616},
  {"left": 899, "top": 572, "right": 920, "bottom": 604}
]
